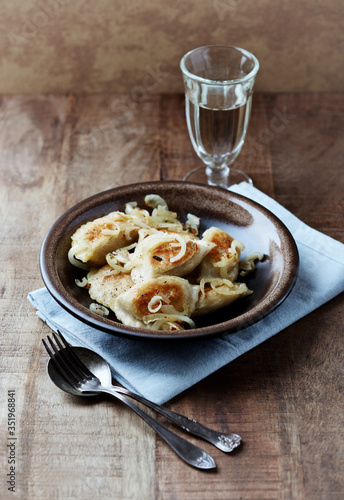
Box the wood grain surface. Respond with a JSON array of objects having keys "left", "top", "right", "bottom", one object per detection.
[{"left": 0, "top": 93, "right": 343, "bottom": 500}]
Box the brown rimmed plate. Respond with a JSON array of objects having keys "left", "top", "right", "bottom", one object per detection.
[{"left": 40, "top": 181, "right": 299, "bottom": 340}]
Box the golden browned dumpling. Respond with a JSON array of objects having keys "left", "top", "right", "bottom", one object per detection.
[
  {"left": 87, "top": 265, "right": 134, "bottom": 311},
  {"left": 114, "top": 276, "right": 199, "bottom": 330},
  {"left": 69, "top": 212, "right": 140, "bottom": 267},
  {"left": 126, "top": 230, "right": 215, "bottom": 283},
  {"left": 193, "top": 280, "right": 252, "bottom": 317},
  {"left": 198, "top": 227, "right": 244, "bottom": 281}
]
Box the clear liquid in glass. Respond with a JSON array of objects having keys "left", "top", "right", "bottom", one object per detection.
[{"left": 185, "top": 96, "right": 252, "bottom": 168}]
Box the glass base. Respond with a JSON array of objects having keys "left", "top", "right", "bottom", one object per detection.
[{"left": 183, "top": 166, "right": 253, "bottom": 189}]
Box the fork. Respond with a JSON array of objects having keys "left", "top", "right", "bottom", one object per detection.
[
  {"left": 44, "top": 331, "right": 241, "bottom": 452},
  {"left": 43, "top": 332, "right": 216, "bottom": 470}
]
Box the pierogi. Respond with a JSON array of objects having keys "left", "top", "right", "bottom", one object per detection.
[{"left": 69, "top": 195, "right": 263, "bottom": 331}]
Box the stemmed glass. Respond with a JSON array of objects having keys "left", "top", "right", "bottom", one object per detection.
[{"left": 180, "top": 45, "right": 259, "bottom": 189}]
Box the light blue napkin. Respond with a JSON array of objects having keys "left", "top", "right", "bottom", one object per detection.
[{"left": 28, "top": 183, "right": 344, "bottom": 404}]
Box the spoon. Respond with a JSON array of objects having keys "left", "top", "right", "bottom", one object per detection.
[
  {"left": 47, "top": 345, "right": 241, "bottom": 453},
  {"left": 46, "top": 345, "right": 217, "bottom": 470}
]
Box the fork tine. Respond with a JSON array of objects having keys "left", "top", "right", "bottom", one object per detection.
[
  {"left": 56, "top": 331, "right": 94, "bottom": 379},
  {"left": 49, "top": 332, "right": 88, "bottom": 382},
  {"left": 43, "top": 336, "right": 80, "bottom": 387},
  {"left": 49, "top": 331, "right": 97, "bottom": 387},
  {"left": 42, "top": 337, "right": 55, "bottom": 360},
  {"left": 51, "top": 330, "right": 65, "bottom": 351}
]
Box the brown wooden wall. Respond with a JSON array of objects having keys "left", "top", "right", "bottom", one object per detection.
[{"left": 1, "top": 0, "right": 343, "bottom": 94}]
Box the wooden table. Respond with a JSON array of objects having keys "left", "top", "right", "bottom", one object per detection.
[{"left": 0, "top": 93, "right": 343, "bottom": 500}]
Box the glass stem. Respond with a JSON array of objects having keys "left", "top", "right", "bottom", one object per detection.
[{"left": 205, "top": 165, "right": 230, "bottom": 188}]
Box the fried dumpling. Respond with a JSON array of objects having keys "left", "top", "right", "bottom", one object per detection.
[
  {"left": 114, "top": 276, "right": 199, "bottom": 330},
  {"left": 198, "top": 227, "right": 244, "bottom": 282},
  {"left": 69, "top": 212, "right": 141, "bottom": 267},
  {"left": 126, "top": 230, "right": 215, "bottom": 283},
  {"left": 68, "top": 196, "right": 262, "bottom": 331},
  {"left": 87, "top": 265, "right": 134, "bottom": 311},
  {"left": 193, "top": 280, "right": 252, "bottom": 317}
]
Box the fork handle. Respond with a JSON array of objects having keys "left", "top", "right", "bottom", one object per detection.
[
  {"left": 102, "top": 388, "right": 216, "bottom": 470},
  {"left": 112, "top": 385, "right": 241, "bottom": 453}
]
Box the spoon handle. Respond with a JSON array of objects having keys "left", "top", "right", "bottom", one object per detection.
[
  {"left": 102, "top": 388, "right": 216, "bottom": 470},
  {"left": 112, "top": 385, "right": 241, "bottom": 453}
]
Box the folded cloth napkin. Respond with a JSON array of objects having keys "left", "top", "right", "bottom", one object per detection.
[{"left": 28, "top": 183, "right": 344, "bottom": 404}]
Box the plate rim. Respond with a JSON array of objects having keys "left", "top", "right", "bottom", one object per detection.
[{"left": 40, "top": 181, "right": 299, "bottom": 340}]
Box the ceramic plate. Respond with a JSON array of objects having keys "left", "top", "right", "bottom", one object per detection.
[{"left": 40, "top": 181, "right": 299, "bottom": 340}]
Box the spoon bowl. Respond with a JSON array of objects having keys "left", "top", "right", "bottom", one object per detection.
[{"left": 48, "top": 347, "right": 109, "bottom": 397}]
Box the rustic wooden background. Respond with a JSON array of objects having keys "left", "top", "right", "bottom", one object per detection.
[{"left": 1, "top": 0, "right": 344, "bottom": 94}]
